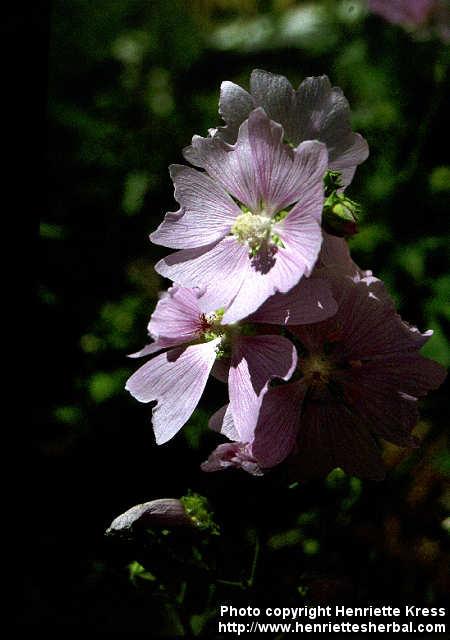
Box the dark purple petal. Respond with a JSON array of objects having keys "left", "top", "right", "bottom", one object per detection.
[
  {"left": 291, "top": 399, "right": 385, "bottom": 480},
  {"left": 250, "top": 69, "right": 297, "bottom": 136},
  {"left": 251, "top": 382, "right": 305, "bottom": 468},
  {"left": 249, "top": 276, "right": 338, "bottom": 325},
  {"left": 317, "top": 231, "right": 362, "bottom": 275},
  {"left": 218, "top": 80, "right": 255, "bottom": 143},
  {"left": 343, "top": 353, "right": 447, "bottom": 401}
]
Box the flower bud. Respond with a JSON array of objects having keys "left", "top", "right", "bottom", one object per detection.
[
  {"left": 106, "top": 492, "right": 219, "bottom": 537},
  {"left": 322, "top": 171, "right": 360, "bottom": 238}
]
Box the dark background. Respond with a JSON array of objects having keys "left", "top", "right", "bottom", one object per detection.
[{"left": 24, "top": 0, "right": 449, "bottom": 633}]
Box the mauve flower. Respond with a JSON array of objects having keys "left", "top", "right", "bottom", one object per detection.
[
  {"left": 368, "top": 0, "right": 436, "bottom": 26},
  {"left": 151, "top": 108, "right": 328, "bottom": 324},
  {"left": 184, "top": 69, "right": 369, "bottom": 188},
  {"left": 126, "top": 280, "right": 337, "bottom": 445},
  {"left": 369, "top": 0, "right": 450, "bottom": 41},
  {"left": 203, "top": 271, "right": 446, "bottom": 479}
]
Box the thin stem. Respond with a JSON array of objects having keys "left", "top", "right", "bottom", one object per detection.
[
  {"left": 216, "top": 578, "right": 245, "bottom": 589},
  {"left": 246, "top": 535, "right": 260, "bottom": 588}
]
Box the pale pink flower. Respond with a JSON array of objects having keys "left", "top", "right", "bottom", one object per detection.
[
  {"left": 151, "top": 108, "right": 328, "bottom": 324},
  {"left": 126, "top": 280, "right": 337, "bottom": 445}
]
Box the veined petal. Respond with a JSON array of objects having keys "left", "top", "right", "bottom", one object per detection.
[
  {"left": 277, "top": 144, "right": 327, "bottom": 225},
  {"left": 148, "top": 285, "right": 203, "bottom": 342},
  {"left": 292, "top": 76, "right": 352, "bottom": 149},
  {"left": 129, "top": 286, "right": 205, "bottom": 359},
  {"left": 251, "top": 382, "right": 305, "bottom": 468},
  {"left": 291, "top": 400, "right": 385, "bottom": 480},
  {"left": 344, "top": 353, "right": 447, "bottom": 401},
  {"left": 222, "top": 223, "right": 321, "bottom": 324},
  {"left": 247, "top": 110, "right": 328, "bottom": 214},
  {"left": 128, "top": 337, "right": 183, "bottom": 359},
  {"left": 125, "top": 339, "right": 220, "bottom": 445},
  {"left": 150, "top": 165, "right": 240, "bottom": 249},
  {"left": 190, "top": 121, "right": 260, "bottom": 211},
  {"left": 249, "top": 276, "right": 338, "bottom": 325},
  {"left": 317, "top": 231, "right": 361, "bottom": 275},
  {"left": 208, "top": 403, "right": 240, "bottom": 441},
  {"left": 155, "top": 237, "right": 249, "bottom": 313},
  {"left": 329, "top": 133, "right": 369, "bottom": 188},
  {"left": 250, "top": 69, "right": 296, "bottom": 137},
  {"left": 327, "top": 275, "right": 439, "bottom": 359},
  {"left": 228, "top": 334, "right": 297, "bottom": 442}
]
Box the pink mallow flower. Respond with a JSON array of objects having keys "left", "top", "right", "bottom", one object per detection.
[
  {"left": 368, "top": 0, "right": 436, "bottom": 26},
  {"left": 184, "top": 69, "right": 369, "bottom": 188},
  {"left": 125, "top": 280, "right": 337, "bottom": 445},
  {"left": 151, "top": 108, "right": 328, "bottom": 324},
  {"left": 202, "top": 271, "right": 446, "bottom": 479}
]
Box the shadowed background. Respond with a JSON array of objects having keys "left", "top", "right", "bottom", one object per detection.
[{"left": 30, "top": 0, "right": 448, "bottom": 632}]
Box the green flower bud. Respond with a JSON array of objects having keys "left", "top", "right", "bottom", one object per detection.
[
  {"left": 322, "top": 170, "right": 360, "bottom": 238},
  {"left": 180, "top": 490, "right": 220, "bottom": 535}
]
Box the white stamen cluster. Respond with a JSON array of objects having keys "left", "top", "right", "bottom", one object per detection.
[{"left": 231, "top": 211, "right": 274, "bottom": 254}]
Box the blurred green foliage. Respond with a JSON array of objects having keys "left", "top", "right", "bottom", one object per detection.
[{"left": 32, "top": 0, "right": 449, "bottom": 633}]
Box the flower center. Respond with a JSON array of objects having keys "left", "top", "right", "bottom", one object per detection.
[
  {"left": 231, "top": 211, "right": 273, "bottom": 255},
  {"left": 299, "top": 353, "right": 333, "bottom": 389},
  {"left": 199, "top": 309, "right": 230, "bottom": 358},
  {"left": 200, "top": 309, "right": 225, "bottom": 342}
]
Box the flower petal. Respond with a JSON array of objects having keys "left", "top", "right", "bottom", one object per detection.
[
  {"left": 222, "top": 214, "right": 322, "bottom": 324},
  {"left": 208, "top": 403, "right": 240, "bottom": 441},
  {"left": 291, "top": 399, "right": 385, "bottom": 480},
  {"left": 190, "top": 120, "right": 260, "bottom": 211},
  {"left": 128, "top": 286, "right": 205, "bottom": 359},
  {"left": 155, "top": 237, "right": 249, "bottom": 313},
  {"left": 228, "top": 334, "right": 297, "bottom": 442},
  {"left": 317, "top": 231, "right": 361, "bottom": 275},
  {"left": 148, "top": 285, "right": 204, "bottom": 342},
  {"left": 344, "top": 353, "right": 447, "bottom": 402},
  {"left": 128, "top": 338, "right": 180, "bottom": 359},
  {"left": 251, "top": 382, "right": 305, "bottom": 468},
  {"left": 150, "top": 165, "right": 240, "bottom": 249},
  {"left": 250, "top": 69, "right": 296, "bottom": 137},
  {"left": 249, "top": 276, "right": 338, "bottom": 325},
  {"left": 201, "top": 442, "right": 263, "bottom": 475},
  {"left": 125, "top": 339, "right": 220, "bottom": 444},
  {"left": 218, "top": 80, "right": 255, "bottom": 143},
  {"left": 247, "top": 110, "right": 328, "bottom": 214},
  {"left": 292, "top": 76, "right": 367, "bottom": 166}
]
